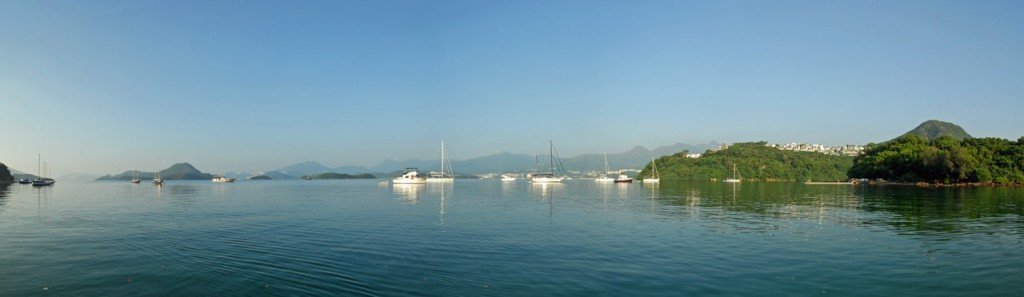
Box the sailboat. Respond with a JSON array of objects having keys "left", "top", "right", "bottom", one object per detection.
[
  {"left": 724, "top": 163, "right": 741, "bottom": 183},
  {"left": 426, "top": 141, "right": 455, "bottom": 183},
  {"left": 32, "top": 154, "right": 55, "bottom": 187},
  {"left": 594, "top": 153, "right": 613, "bottom": 182},
  {"left": 530, "top": 141, "right": 565, "bottom": 183},
  {"left": 153, "top": 162, "right": 164, "bottom": 186},
  {"left": 642, "top": 157, "right": 660, "bottom": 183},
  {"left": 131, "top": 170, "right": 141, "bottom": 184}
]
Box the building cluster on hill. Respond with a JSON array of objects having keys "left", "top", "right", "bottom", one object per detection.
[{"left": 767, "top": 143, "right": 865, "bottom": 156}]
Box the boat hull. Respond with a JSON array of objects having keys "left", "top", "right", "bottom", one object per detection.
[
  {"left": 425, "top": 178, "right": 454, "bottom": 183},
  {"left": 614, "top": 179, "right": 633, "bottom": 183},
  {"left": 642, "top": 179, "right": 660, "bottom": 183},
  {"left": 530, "top": 177, "right": 564, "bottom": 183},
  {"left": 393, "top": 178, "right": 426, "bottom": 185}
]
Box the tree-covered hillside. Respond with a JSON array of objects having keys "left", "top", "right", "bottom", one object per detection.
[
  {"left": 902, "top": 120, "right": 972, "bottom": 141},
  {"left": 848, "top": 134, "right": 1024, "bottom": 184},
  {"left": 637, "top": 142, "right": 854, "bottom": 181},
  {"left": 0, "top": 162, "right": 13, "bottom": 183}
]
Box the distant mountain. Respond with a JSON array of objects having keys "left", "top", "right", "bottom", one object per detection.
[
  {"left": 56, "top": 172, "right": 101, "bottom": 183},
  {"left": 274, "top": 161, "right": 334, "bottom": 177},
  {"left": 262, "top": 171, "right": 297, "bottom": 180},
  {"left": 96, "top": 162, "right": 213, "bottom": 181},
  {"left": 365, "top": 141, "right": 721, "bottom": 174},
  {"left": 902, "top": 120, "right": 972, "bottom": 141}
]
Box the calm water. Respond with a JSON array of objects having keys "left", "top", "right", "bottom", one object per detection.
[{"left": 1, "top": 180, "right": 1022, "bottom": 296}]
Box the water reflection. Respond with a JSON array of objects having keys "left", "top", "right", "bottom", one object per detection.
[
  {"left": 0, "top": 183, "right": 9, "bottom": 208},
  {"left": 529, "top": 182, "right": 564, "bottom": 200},
  {"left": 652, "top": 182, "right": 1024, "bottom": 236},
  {"left": 392, "top": 184, "right": 423, "bottom": 204}
]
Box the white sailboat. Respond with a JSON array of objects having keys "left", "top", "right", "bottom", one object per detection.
[
  {"left": 393, "top": 168, "right": 426, "bottom": 184},
  {"left": 131, "top": 170, "right": 141, "bottom": 184},
  {"left": 32, "top": 154, "right": 55, "bottom": 187},
  {"left": 595, "top": 153, "right": 614, "bottom": 182},
  {"left": 724, "top": 163, "right": 741, "bottom": 183},
  {"left": 531, "top": 141, "right": 565, "bottom": 183},
  {"left": 642, "top": 157, "right": 660, "bottom": 183},
  {"left": 153, "top": 161, "right": 164, "bottom": 186},
  {"left": 426, "top": 141, "right": 455, "bottom": 183}
]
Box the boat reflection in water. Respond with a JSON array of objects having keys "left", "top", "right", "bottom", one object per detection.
[
  {"left": 529, "top": 182, "right": 564, "bottom": 199},
  {"left": 392, "top": 184, "right": 423, "bottom": 204}
]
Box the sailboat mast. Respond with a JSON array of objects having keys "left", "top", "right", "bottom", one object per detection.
[
  {"left": 549, "top": 140, "right": 554, "bottom": 175},
  {"left": 37, "top": 154, "right": 41, "bottom": 179},
  {"left": 440, "top": 141, "right": 445, "bottom": 178}
]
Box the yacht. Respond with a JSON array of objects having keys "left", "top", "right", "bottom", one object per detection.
[
  {"left": 500, "top": 174, "right": 517, "bottom": 182},
  {"left": 131, "top": 170, "right": 141, "bottom": 184},
  {"left": 212, "top": 176, "right": 236, "bottom": 183},
  {"left": 425, "top": 141, "right": 455, "bottom": 183},
  {"left": 31, "top": 155, "right": 55, "bottom": 187},
  {"left": 530, "top": 141, "right": 565, "bottom": 183},
  {"left": 393, "top": 168, "right": 426, "bottom": 184},
  {"left": 724, "top": 163, "right": 741, "bottom": 183},
  {"left": 642, "top": 157, "right": 660, "bottom": 183},
  {"left": 594, "top": 153, "right": 614, "bottom": 182},
  {"left": 613, "top": 173, "right": 633, "bottom": 183},
  {"left": 18, "top": 178, "right": 31, "bottom": 184}
]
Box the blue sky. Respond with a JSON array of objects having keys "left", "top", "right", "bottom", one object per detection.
[{"left": 2, "top": 0, "right": 1023, "bottom": 174}]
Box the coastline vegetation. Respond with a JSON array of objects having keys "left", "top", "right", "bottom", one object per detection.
[
  {"left": 848, "top": 134, "right": 1024, "bottom": 185},
  {"left": 637, "top": 142, "right": 854, "bottom": 182}
]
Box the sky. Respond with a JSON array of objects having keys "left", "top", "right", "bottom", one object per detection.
[{"left": 1, "top": 0, "right": 1023, "bottom": 175}]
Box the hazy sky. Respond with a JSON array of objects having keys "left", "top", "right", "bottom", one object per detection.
[{"left": 2, "top": 0, "right": 1023, "bottom": 175}]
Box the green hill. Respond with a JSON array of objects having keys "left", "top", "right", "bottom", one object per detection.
[
  {"left": 638, "top": 142, "right": 854, "bottom": 181},
  {"left": 0, "top": 162, "right": 13, "bottom": 183},
  {"left": 96, "top": 163, "right": 214, "bottom": 181},
  {"left": 849, "top": 134, "right": 1024, "bottom": 184},
  {"left": 303, "top": 172, "right": 376, "bottom": 180},
  {"left": 902, "top": 120, "right": 972, "bottom": 141}
]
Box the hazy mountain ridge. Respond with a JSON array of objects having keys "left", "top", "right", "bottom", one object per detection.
[{"left": 273, "top": 141, "right": 721, "bottom": 175}]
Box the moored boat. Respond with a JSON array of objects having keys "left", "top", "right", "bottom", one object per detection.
[
  {"left": 425, "top": 141, "right": 455, "bottom": 183},
  {"left": 642, "top": 157, "right": 660, "bottom": 183},
  {"left": 530, "top": 141, "right": 567, "bottom": 183},
  {"left": 613, "top": 173, "right": 633, "bottom": 183},
  {"left": 393, "top": 168, "right": 426, "bottom": 184},
  {"left": 212, "top": 176, "right": 236, "bottom": 183}
]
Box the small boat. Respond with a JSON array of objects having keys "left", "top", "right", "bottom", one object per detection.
[
  {"left": 613, "top": 173, "right": 633, "bottom": 183},
  {"left": 642, "top": 157, "right": 660, "bottom": 183},
  {"left": 425, "top": 141, "right": 455, "bottom": 183},
  {"left": 500, "top": 174, "right": 517, "bottom": 182},
  {"left": 595, "top": 153, "right": 614, "bottom": 182},
  {"left": 530, "top": 141, "right": 566, "bottom": 183},
  {"left": 393, "top": 168, "right": 426, "bottom": 184},
  {"left": 212, "top": 176, "right": 236, "bottom": 183},
  {"left": 32, "top": 179, "right": 55, "bottom": 187},
  {"left": 724, "top": 163, "right": 741, "bottom": 183},
  {"left": 18, "top": 179, "right": 31, "bottom": 184}
]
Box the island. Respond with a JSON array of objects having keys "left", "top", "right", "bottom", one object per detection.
[{"left": 96, "top": 163, "right": 215, "bottom": 181}]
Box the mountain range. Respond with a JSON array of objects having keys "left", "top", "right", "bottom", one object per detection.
[{"left": 272, "top": 141, "right": 720, "bottom": 176}]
